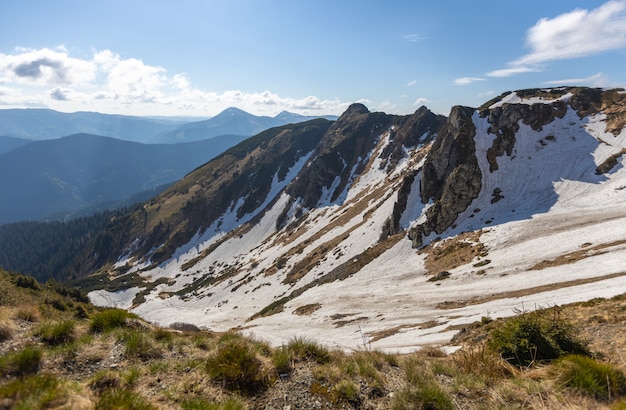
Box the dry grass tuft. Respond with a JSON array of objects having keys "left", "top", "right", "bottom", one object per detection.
[{"left": 421, "top": 230, "right": 488, "bottom": 275}]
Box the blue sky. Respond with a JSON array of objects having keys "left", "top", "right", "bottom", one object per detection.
[{"left": 1, "top": 0, "right": 625, "bottom": 117}]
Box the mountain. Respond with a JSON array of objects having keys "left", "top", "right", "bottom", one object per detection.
[
  {"left": 0, "top": 108, "right": 338, "bottom": 144},
  {"left": 274, "top": 110, "right": 338, "bottom": 124},
  {"left": 0, "top": 109, "right": 182, "bottom": 143},
  {"left": 0, "top": 135, "right": 31, "bottom": 155},
  {"left": 61, "top": 87, "right": 626, "bottom": 351},
  {"left": 0, "top": 133, "right": 249, "bottom": 224},
  {"left": 151, "top": 107, "right": 339, "bottom": 143}
]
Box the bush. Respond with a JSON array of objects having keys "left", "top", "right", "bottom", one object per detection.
[
  {"left": 206, "top": 337, "right": 266, "bottom": 394},
  {"left": 488, "top": 307, "right": 590, "bottom": 367},
  {"left": 90, "top": 308, "right": 133, "bottom": 333},
  {"left": 36, "top": 319, "right": 75, "bottom": 345},
  {"left": 0, "top": 345, "right": 42, "bottom": 376},
  {"left": 557, "top": 355, "right": 626, "bottom": 400}
]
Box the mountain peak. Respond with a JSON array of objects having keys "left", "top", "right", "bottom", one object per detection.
[{"left": 214, "top": 107, "right": 253, "bottom": 118}]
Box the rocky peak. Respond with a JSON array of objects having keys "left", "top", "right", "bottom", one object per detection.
[
  {"left": 407, "top": 106, "right": 481, "bottom": 247},
  {"left": 339, "top": 103, "right": 370, "bottom": 118}
]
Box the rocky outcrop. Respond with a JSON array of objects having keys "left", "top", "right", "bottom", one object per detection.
[
  {"left": 481, "top": 100, "right": 567, "bottom": 172},
  {"left": 408, "top": 106, "right": 480, "bottom": 247}
]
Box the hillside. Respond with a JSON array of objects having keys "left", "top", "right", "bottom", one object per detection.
[
  {"left": 0, "top": 136, "right": 31, "bottom": 156},
  {"left": 3, "top": 267, "right": 626, "bottom": 409},
  {"left": 0, "top": 133, "right": 248, "bottom": 224},
  {"left": 81, "top": 86, "right": 626, "bottom": 354}
]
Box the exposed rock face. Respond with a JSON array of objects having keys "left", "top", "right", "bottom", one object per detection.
[
  {"left": 281, "top": 104, "right": 444, "bottom": 224},
  {"left": 481, "top": 101, "right": 567, "bottom": 172},
  {"left": 408, "top": 106, "right": 480, "bottom": 247},
  {"left": 283, "top": 103, "right": 389, "bottom": 211}
]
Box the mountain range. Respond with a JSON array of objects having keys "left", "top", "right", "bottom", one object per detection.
[
  {"left": 0, "top": 107, "right": 338, "bottom": 144},
  {"left": 73, "top": 86, "right": 626, "bottom": 352},
  {"left": 0, "top": 107, "right": 336, "bottom": 224}
]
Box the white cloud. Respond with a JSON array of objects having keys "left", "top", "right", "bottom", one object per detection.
[
  {"left": 413, "top": 97, "right": 430, "bottom": 106},
  {"left": 515, "top": 0, "right": 626, "bottom": 65},
  {"left": 541, "top": 72, "right": 608, "bottom": 87},
  {"left": 0, "top": 47, "right": 96, "bottom": 85},
  {"left": 487, "top": 1, "right": 626, "bottom": 78},
  {"left": 405, "top": 80, "right": 416, "bottom": 87},
  {"left": 486, "top": 66, "right": 541, "bottom": 78},
  {"left": 454, "top": 77, "right": 485, "bottom": 85},
  {"left": 0, "top": 47, "right": 349, "bottom": 116},
  {"left": 403, "top": 34, "right": 425, "bottom": 42}
]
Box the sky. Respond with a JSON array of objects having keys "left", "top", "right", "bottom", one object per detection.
[{"left": 1, "top": 0, "right": 626, "bottom": 118}]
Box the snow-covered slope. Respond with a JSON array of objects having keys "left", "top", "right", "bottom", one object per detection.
[{"left": 88, "top": 87, "right": 626, "bottom": 353}]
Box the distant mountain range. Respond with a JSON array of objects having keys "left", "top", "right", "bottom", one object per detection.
[
  {"left": 0, "top": 133, "right": 249, "bottom": 224},
  {"left": 0, "top": 108, "right": 337, "bottom": 144},
  {"left": 0, "top": 107, "right": 337, "bottom": 224}
]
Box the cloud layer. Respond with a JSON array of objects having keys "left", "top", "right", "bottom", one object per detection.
[{"left": 0, "top": 47, "right": 348, "bottom": 116}]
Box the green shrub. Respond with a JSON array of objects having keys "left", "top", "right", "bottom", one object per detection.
[
  {"left": 557, "top": 355, "right": 626, "bottom": 400},
  {"left": 0, "top": 345, "right": 42, "bottom": 376},
  {"left": 90, "top": 308, "right": 133, "bottom": 333},
  {"left": 14, "top": 274, "right": 41, "bottom": 290},
  {"left": 488, "top": 307, "right": 590, "bottom": 367},
  {"left": 36, "top": 319, "right": 75, "bottom": 345},
  {"left": 206, "top": 337, "right": 266, "bottom": 394},
  {"left": 95, "top": 388, "right": 156, "bottom": 410},
  {"left": 0, "top": 374, "right": 67, "bottom": 409}
]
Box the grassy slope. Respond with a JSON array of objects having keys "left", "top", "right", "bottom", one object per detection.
[{"left": 2, "top": 267, "right": 626, "bottom": 409}]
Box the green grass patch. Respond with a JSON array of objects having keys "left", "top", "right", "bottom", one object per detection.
[
  {"left": 95, "top": 388, "right": 156, "bottom": 410},
  {"left": 36, "top": 319, "right": 75, "bottom": 345},
  {"left": 557, "top": 355, "right": 626, "bottom": 401},
  {"left": 0, "top": 344, "right": 42, "bottom": 376},
  {"left": 90, "top": 308, "right": 135, "bottom": 333},
  {"left": 0, "top": 374, "right": 68, "bottom": 409},
  {"left": 117, "top": 330, "right": 163, "bottom": 360},
  {"left": 286, "top": 337, "right": 331, "bottom": 364},
  {"left": 206, "top": 336, "right": 266, "bottom": 394},
  {"left": 181, "top": 396, "right": 247, "bottom": 410}
]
